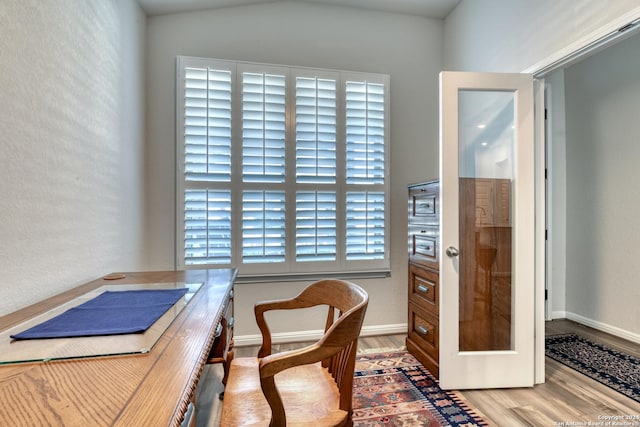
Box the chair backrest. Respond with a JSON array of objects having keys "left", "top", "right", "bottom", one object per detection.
[{"left": 294, "top": 279, "right": 369, "bottom": 415}]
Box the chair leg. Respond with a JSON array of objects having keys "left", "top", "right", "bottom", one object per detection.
[
  {"left": 219, "top": 349, "right": 234, "bottom": 401},
  {"left": 345, "top": 411, "right": 354, "bottom": 427},
  {"left": 222, "top": 349, "right": 234, "bottom": 385}
]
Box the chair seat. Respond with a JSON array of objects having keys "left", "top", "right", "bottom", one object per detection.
[{"left": 220, "top": 357, "right": 348, "bottom": 427}]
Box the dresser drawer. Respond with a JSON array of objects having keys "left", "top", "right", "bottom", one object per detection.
[
  {"left": 408, "top": 303, "right": 439, "bottom": 361},
  {"left": 409, "top": 181, "right": 439, "bottom": 226},
  {"left": 409, "top": 264, "right": 438, "bottom": 313},
  {"left": 408, "top": 226, "right": 439, "bottom": 269}
]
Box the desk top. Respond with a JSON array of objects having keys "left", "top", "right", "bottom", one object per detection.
[{"left": 0, "top": 269, "right": 237, "bottom": 427}]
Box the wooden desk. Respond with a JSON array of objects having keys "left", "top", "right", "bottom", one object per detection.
[{"left": 0, "top": 269, "right": 236, "bottom": 427}]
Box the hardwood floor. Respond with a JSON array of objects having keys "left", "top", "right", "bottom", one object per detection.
[
  {"left": 195, "top": 319, "right": 640, "bottom": 426},
  {"left": 458, "top": 319, "right": 640, "bottom": 426}
]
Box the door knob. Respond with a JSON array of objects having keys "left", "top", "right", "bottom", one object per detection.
[{"left": 445, "top": 246, "right": 459, "bottom": 257}]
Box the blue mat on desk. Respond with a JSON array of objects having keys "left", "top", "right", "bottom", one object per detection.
[{"left": 10, "top": 288, "right": 189, "bottom": 340}]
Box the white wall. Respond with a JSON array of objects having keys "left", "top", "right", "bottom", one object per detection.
[
  {"left": 444, "top": 0, "right": 640, "bottom": 72},
  {"left": 0, "top": 0, "right": 147, "bottom": 316},
  {"left": 563, "top": 33, "right": 640, "bottom": 339},
  {"left": 545, "top": 70, "right": 567, "bottom": 320},
  {"left": 146, "top": 1, "right": 444, "bottom": 338}
]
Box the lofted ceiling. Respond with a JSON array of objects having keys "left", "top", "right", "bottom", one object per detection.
[{"left": 137, "top": 0, "right": 461, "bottom": 19}]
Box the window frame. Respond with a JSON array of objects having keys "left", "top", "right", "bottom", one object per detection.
[{"left": 176, "top": 56, "right": 390, "bottom": 279}]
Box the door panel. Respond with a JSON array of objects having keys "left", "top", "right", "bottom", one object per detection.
[{"left": 439, "top": 71, "right": 534, "bottom": 389}]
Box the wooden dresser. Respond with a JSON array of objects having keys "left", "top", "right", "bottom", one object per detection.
[{"left": 406, "top": 180, "right": 440, "bottom": 378}]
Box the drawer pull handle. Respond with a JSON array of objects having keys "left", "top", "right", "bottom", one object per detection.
[
  {"left": 228, "top": 317, "right": 235, "bottom": 328},
  {"left": 417, "top": 285, "right": 429, "bottom": 293},
  {"left": 420, "top": 230, "right": 427, "bottom": 234},
  {"left": 214, "top": 323, "right": 223, "bottom": 338},
  {"left": 417, "top": 326, "right": 429, "bottom": 335},
  {"left": 418, "top": 202, "right": 432, "bottom": 209},
  {"left": 419, "top": 245, "right": 432, "bottom": 251}
]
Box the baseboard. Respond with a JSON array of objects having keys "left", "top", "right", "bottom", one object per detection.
[
  {"left": 234, "top": 323, "right": 408, "bottom": 347},
  {"left": 236, "top": 315, "right": 640, "bottom": 347},
  {"left": 565, "top": 312, "right": 640, "bottom": 344}
]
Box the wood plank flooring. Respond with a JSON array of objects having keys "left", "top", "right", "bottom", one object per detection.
[
  {"left": 195, "top": 319, "right": 640, "bottom": 426},
  {"left": 459, "top": 319, "right": 640, "bottom": 426}
]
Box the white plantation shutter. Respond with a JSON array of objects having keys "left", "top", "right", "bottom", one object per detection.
[
  {"left": 296, "top": 191, "right": 337, "bottom": 262},
  {"left": 180, "top": 58, "right": 235, "bottom": 266},
  {"left": 294, "top": 73, "right": 339, "bottom": 267},
  {"left": 184, "top": 190, "right": 232, "bottom": 264},
  {"left": 242, "top": 190, "right": 286, "bottom": 263},
  {"left": 177, "top": 57, "right": 389, "bottom": 276},
  {"left": 345, "top": 191, "right": 385, "bottom": 260},
  {"left": 242, "top": 72, "right": 286, "bottom": 183},
  {"left": 346, "top": 81, "right": 385, "bottom": 184},
  {"left": 344, "top": 78, "right": 387, "bottom": 264},
  {"left": 295, "top": 77, "right": 337, "bottom": 183},
  {"left": 239, "top": 67, "right": 288, "bottom": 270},
  {"left": 184, "top": 67, "right": 232, "bottom": 182}
]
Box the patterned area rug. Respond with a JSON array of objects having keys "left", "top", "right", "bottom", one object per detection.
[
  {"left": 353, "top": 351, "right": 488, "bottom": 426},
  {"left": 546, "top": 333, "right": 640, "bottom": 403}
]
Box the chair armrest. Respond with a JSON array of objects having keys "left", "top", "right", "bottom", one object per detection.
[
  {"left": 258, "top": 342, "right": 340, "bottom": 378},
  {"left": 257, "top": 342, "right": 345, "bottom": 424},
  {"left": 254, "top": 297, "right": 318, "bottom": 358}
]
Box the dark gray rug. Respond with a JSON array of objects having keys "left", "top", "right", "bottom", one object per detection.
[{"left": 546, "top": 333, "right": 640, "bottom": 403}]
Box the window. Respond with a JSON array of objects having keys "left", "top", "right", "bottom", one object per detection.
[{"left": 177, "top": 57, "right": 390, "bottom": 278}]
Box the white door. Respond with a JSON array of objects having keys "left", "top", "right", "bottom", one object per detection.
[{"left": 439, "top": 71, "right": 535, "bottom": 389}]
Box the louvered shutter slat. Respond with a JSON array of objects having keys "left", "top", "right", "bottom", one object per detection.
[
  {"left": 242, "top": 191, "right": 286, "bottom": 263},
  {"left": 345, "top": 191, "right": 385, "bottom": 260},
  {"left": 183, "top": 68, "right": 232, "bottom": 183},
  {"left": 295, "top": 191, "right": 336, "bottom": 262},
  {"left": 242, "top": 72, "right": 286, "bottom": 183},
  {"left": 295, "top": 77, "right": 336, "bottom": 184},
  {"left": 184, "top": 190, "right": 231, "bottom": 265},
  {"left": 346, "top": 81, "right": 385, "bottom": 185}
]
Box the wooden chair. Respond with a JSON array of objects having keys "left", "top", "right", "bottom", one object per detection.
[{"left": 220, "top": 279, "right": 369, "bottom": 427}]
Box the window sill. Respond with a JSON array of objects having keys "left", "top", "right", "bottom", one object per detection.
[{"left": 235, "top": 270, "right": 391, "bottom": 284}]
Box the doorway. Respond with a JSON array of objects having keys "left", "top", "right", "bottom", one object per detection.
[{"left": 543, "top": 27, "right": 640, "bottom": 343}]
